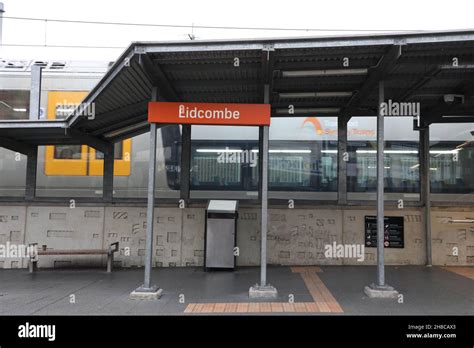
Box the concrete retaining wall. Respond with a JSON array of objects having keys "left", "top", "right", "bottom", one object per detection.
[
  {"left": 0, "top": 204, "right": 472, "bottom": 268},
  {"left": 431, "top": 208, "right": 474, "bottom": 266}
]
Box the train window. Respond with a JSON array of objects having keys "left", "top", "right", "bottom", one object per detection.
[
  {"left": 94, "top": 142, "right": 123, "bottom": 160},
  {"left": 347, "top": 117, "right": 420, "bottom": 193},
  {"left": 45, "top": 91, "right": 131, "bottom": 177},
  {"left": 89, "top": 140, "right": 131, "bottom": 176},
  {"left": 45, "top": 144, "right": 89, "bottom": 176},
  {"left": 54, "top": 145, "right": 82, "bottom": 159},
  {"left": 45, "top": 91, "right": 89, "bottom": 176},
  {"left": 430, "top": 123, "right": 474, "bottom": 194},
  {"left": 189, "top": 119, "right": 339, "bottom": 192},
  {"left": 190, "top": 125, "right": 258, "bottom": 190},
  {"left": 191, "top": 143, "right": 245, "bottom": 189},
  {"left": 0, "top": 90, "right": 30, "bottom": 120},
  {"left": 267, "top": 117, "right": 338, "bottom": 192},
  {"left": 113, "top": 130, "right": 181, "bottom": 198}
]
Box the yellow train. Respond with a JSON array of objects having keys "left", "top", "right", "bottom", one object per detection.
[{"left": 1, "top": 59, "right": 473, "bottom": 200}]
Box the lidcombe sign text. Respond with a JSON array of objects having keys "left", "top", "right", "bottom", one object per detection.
[
  {"left": 178, "top": 104, "right": 240, "bottom": 120},
  {"left": 148, "top": 102, "right": 270, "bottom": 126}
]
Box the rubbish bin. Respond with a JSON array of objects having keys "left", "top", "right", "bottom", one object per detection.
[{"left": 204, "top": 200, "right": 238, "bottom": 271}]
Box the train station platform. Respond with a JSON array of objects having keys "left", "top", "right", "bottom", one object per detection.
[
  {"left": 0, "top": 265, "right": 472, "bottom": 315},
  {"left": 1, "top": 29, "right": 474, "bottom": 305}
]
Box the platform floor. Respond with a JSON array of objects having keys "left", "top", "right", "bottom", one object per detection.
[{"left": 0, "top": 266, "right": 473, "bottom": 315}]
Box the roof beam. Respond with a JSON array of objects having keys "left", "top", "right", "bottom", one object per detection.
[
  {"left": 93, "top": 114, "right": 148, "bottom": 138},
  {"left": 340, "top": 44, "right": 402, "bottom": 121},
  {"left": 67, "top": 129, "right": 111, "bottom": 153},
  {"left": 261, "top": 45, "right": 275, "bottom": 102},
  {"left": 395, "top": 67, "right": 441, "bottom": 101},
  {"left": 139, "top": 53, "right": 180, "bottom": 101},
  {"left": 275, "top": 59, "right": 380, "bottom": 71},
  {"left": 174, "top": 79, "right": 260, "bottom": 88},
  {"left": 0, "top": 120, "right": 67, "bottom": 129},
  {"left": 0, "top": 137, "right": 33, "bottom": 155},
  {"left": 160, "top": 62, "right": 260, "bottom": 72},
  {"left": 109, "top": 122, "right": 151, "bottom": 143}
]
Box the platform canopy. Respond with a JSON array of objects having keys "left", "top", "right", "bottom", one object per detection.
[{"left": 1, "top": 30, "right": 474, "bottom": 148}]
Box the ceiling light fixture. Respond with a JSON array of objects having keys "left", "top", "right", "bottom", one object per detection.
[
  {"left": 281, "top": 68, "right": 368, "bottom": 78},
  {"left": 279, "top": 92, "right": 352, "bottom": 98}
]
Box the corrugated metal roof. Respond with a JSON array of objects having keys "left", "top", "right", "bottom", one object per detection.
[{"left": 2, "top": 30, "right": 474, "bottom": 146}]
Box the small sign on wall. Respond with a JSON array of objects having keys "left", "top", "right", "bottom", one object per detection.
[{"left": 365, "top": 216, "right": 404, "bottom": 248}]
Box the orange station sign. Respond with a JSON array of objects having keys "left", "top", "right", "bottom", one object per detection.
[{"left": 148, "top": 102, "right": 271, "bottom": 126}]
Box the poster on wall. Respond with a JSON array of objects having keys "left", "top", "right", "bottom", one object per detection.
[{"left": 365, "top": 216, "right": 404, "bottom": 248}]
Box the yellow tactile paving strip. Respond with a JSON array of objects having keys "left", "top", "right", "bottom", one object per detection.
[
  {"left": 442, "top": 267, "right": 474, "bottom": 281},
  {"left": 293, "top": 267, "right": 344, "bottom": 313},
  {"left": 184, "top": 302, "right": 320, "bottom": 313},
  {"left": 184, "top": 266, "right": 343, "bottom": 314},
  {"left": 290, "top": 266, "right": 322, "bottom": 274}
]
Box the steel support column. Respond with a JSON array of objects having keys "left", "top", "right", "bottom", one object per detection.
[
  {"left": 261, "top": 83, "right": 270, "bottom": 287},
  {"left": 364, "top": 81, "right": 398, "bottom": 298},
  {"left": 376, "top": 81, "right": 386, "bottom": 287},
  {"left": 29, "top": 65, "right": 42, "bottom": 120},
  {"left": 420, "top": 125, "right": 432, "bottom": 266},
  {"left": 25, "top": 146, "right": 38, "bottom": 201},
  {"left": 249, "top": 83, "right": 277, "bottom": 299},
  {"left": 258, "top": 126, "right": 264, "bottom": 200},
  {"left": 103, "top": 143, "right": 115, "bottom": 202},
  {"left": 180, "top": 125, "right": 192, "bottom": 202},
  {"left": 337, "top": 117, "right": 348, "bottom": 204},
  {"left": 130, "top": 87, "right": 162, "bottom": 299},
  {"left": 144, "top": 121, "right": 157, "bottom": 289},
  {"left": 259, "top": 124, "right": 269, "bottom": 287}
]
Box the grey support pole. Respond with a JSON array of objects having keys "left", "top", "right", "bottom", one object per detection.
[
  {"left": 420, "top": 126, "right": 432, "bottom": 266},
  {"left": 260, "top": 124, "right": 269, "bottom": 287},
  {"left": 364, "top": 81, "right": 398, "bottom": 298},
  {"left": 144, "top": 122, "right": 157, "bottom": 288},
  {"left": 25, "top": 146, "right": 38, "bottom": 201},
  {"left": 25, "top": 63, "right": 41, "bottom": 201},
  {"left": 249, "top": 84, "right": 277, "bottom": 299},
  {"left": 376, "top": 80, "right": 385, "bottom": 287},
  {"left": 130, "top": 87, "right": 162, "bottom": 300},
  {"left": 338, "top": 117, "right": 348, "bottom": 204},
  {"left": 103, "top": 143, "right": 114, "bottom": 202},
  {"left": 180, "top": 125, "right": 192, "bottom": 202},
  {"left": 29, "top": 65, "right": 43, "bottom": 120}
]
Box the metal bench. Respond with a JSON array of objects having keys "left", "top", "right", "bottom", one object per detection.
[{"left": 28, "top": 242, "right": 119, "bottom": 273}]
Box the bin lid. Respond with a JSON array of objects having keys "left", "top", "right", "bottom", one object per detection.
[{"left": 207, "top": 200, "right": 238, "bottom": 213}]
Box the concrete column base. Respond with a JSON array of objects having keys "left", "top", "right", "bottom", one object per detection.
[
  {"left": 364, "top": 283, "right": 399, "bottom": 299},
  {"left": 130, "top": 285, "right": 163, "bottom": 300},
  {"left": 249, "top": 284, "right": 278, "bottom": 300}
]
